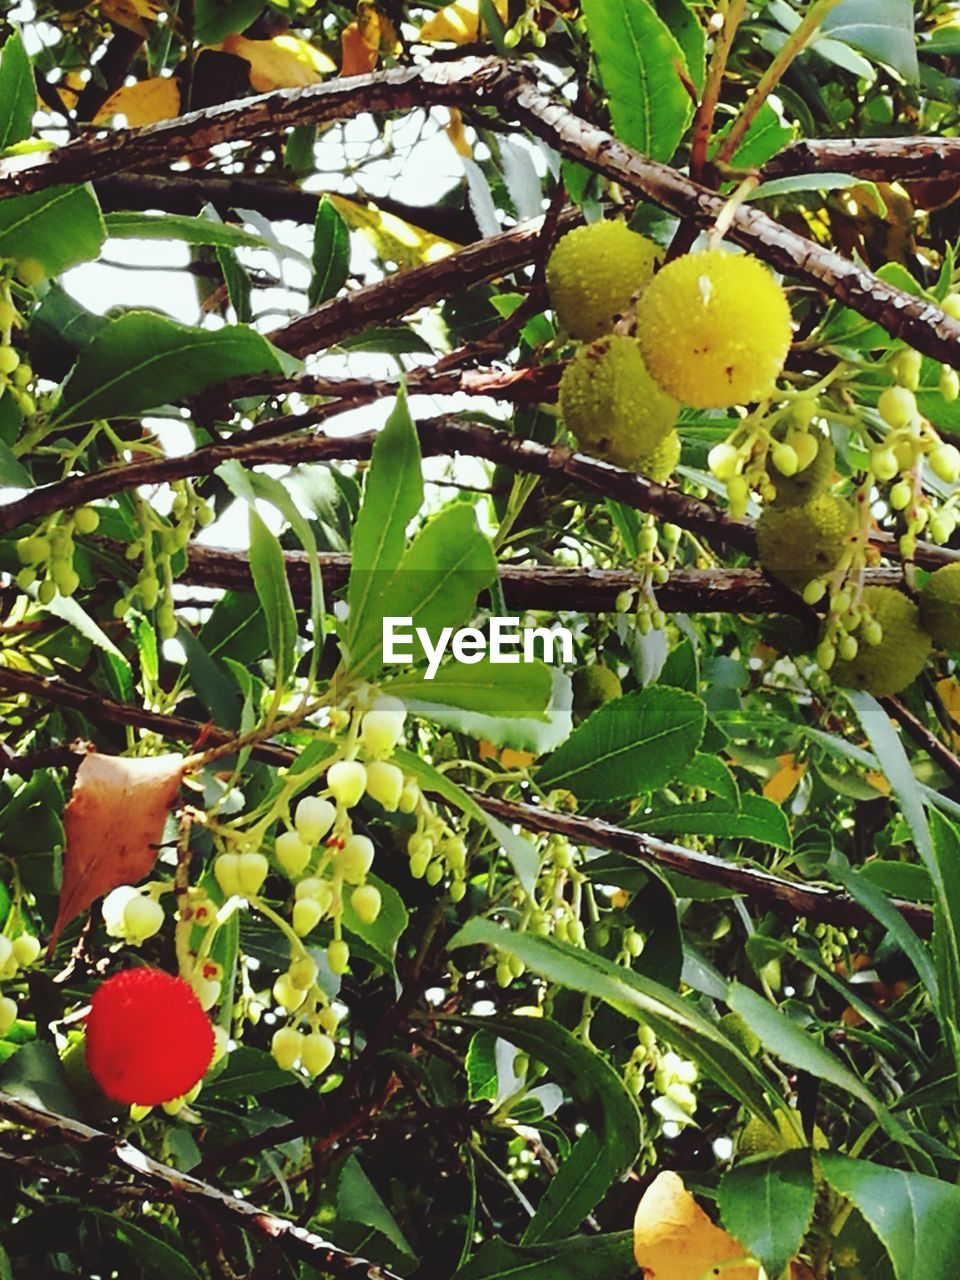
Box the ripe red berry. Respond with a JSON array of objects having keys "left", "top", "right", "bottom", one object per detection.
[{"left": 85, "top": 968, "right": 214, "bottom": 1106}]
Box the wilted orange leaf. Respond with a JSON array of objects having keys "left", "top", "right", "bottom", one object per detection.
[
  {"left": 500, "top": 747, "right": 537, "bottom": 769},
  {"left": 937, "top": 676, "right": 960, "bottom": 748},
  {"left": 420, "top": 0, "right": 508, "bottom": 43},
  {"left": 340, "top": 22, "right": 379, "bottom": 76},
  {"left": 863, "top": 770, "right": 891, "bottom": 795},
  {"left": 763, "top": 752, "right": 806, "bottom": 804},
  {"left": 222, "top": 33, "right": 336, "bottom": 92},
  {"left": 100, "top": 0, "right": 165, "bottom": 37},
  {"left": 446, "top": 107, "right": 472, "bottom": 157},
  {"left": 328, "top": 193, "right": 457, "bottom": 268},
  {"left": 93, "top": 77, "right": 181, "bottom": 126},
  {"left": 634, "top": 1171, "right": 759, "bottom": 1279},
  {"left": 50, "top": 753, "right": 184, "bottom": 949}
]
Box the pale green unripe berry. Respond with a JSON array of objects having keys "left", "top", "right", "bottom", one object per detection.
[
  {"left": 771, "top": 443, "right": 799, "bottom": 477},
  {"left": 426, "top": 861, "right": 444, "bottom": 886},
  {"left": 17, "top": 535, "right": 50, "bottom": 565},
  {"left": 339, "top": 834, "right": 375, "bottom": 884},
  {"left": 295, "top": 877, "right": 333, "bottom": 913},
  {"left": 293, "top": 897, "right": 325, "bottom": 937},
  {"left": 12, "top": 934, "right": 41, "bottom": 967},
  {"left": 15, "top": 568, "right": 36, "bottom": 591},
  {"left": 0, "top": 997, "right": 18, "bottom": 1035},
  {"left": 273, "top": 973, "right": 306, "bottom": 1011},
  {"left": 0, "top": 346, "right": 20, "bottom": 375},
  {"left": 351, "top": 883, "right": 382, "bottom": 925},
  {"left": 73, "top": 506, "right": 100, "bottom": 534},
  {"left": 327, "top": 760, "right": 367, "bottom": 808},
  {"left": 271, "top": 1026, "right": 304, "bottom": 1070},
  {"left": 863, "top": 620, "right": 884, "bottom": 646},
  {"left": 327, "top": 939, "right": 350, "bottom": 975},
  {"left": 878, "top": 385, "right": 917, "bottom": 429},
  {"left": 791, "top": 432, "right": 819, "bottom": 472},
  {"left": 363, "top": 760, "right": 404, "bottom": 812},
  {"left": 122, "top": 894, "right": 164, "bottom": 944},
  {"left": 838, "top": 634, "right": 859, "bottom": 661},
  {"left": 817, "top": 640, "right": 836, "bottom": 670},
  {"left": 51, "top": 563, "right": 79, "bottom": 596},
  {"left": 398, "top": 782, "right": 420, "bottom": 814},
  {"left": 37, "top": 579, "right": 56, "bottom": 605},
  {"left": 891, "top": 348, "right": 923, "bottom": 391},
  {"left": 275, "top": 830, "right": 312, "bottom": 879},
  {"left": 930, "top": 443, "right": 960, "bottom": 484},
  {"left": 889, "top": 480, "right": 912, "bottom": 511},
  {"left": 802, "top": 578, "right": 827, "bottom": 606},
  {"left": 871, "top": 447, "right": 900, "bottom": 481},
  {"left": 237, "top": 852, "right": 269, "bottom": 897},
  {"left": 445, "top": 837, "right": 467, "bottom": 873},
  {"left": 360, "top": 709, "right": 405, "bottom": 758},
  {"left": 301, "top": 1031, "right": 336, "bottom": 1077},
  {"left": 449, "top": 879, "right": 466, "bottom": 903},
  {"left": 214, "top": 853, "right": 241, "bottom": 897},
  {"left": 944, "top": 292, "right": 960, "bottom": 320},
  {"left": 707, "top": 442, "right": 739, "bottom": 482},
  {"left": 294, "top": 796, "right": 335, "bottom": 845},
  {"left": 942, "top": 366, "right": 960, "bottom": 403},
  {"left": 288, "top": 954, "right": 318, "bottom": 990},
  {"left": 930, "top": 511, "right": 957, "bottom": 543}
]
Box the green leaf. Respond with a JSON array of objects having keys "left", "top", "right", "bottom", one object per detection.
[
  {"left": 454, "top": 1231, "right": 637, "bottom": 1280},
  {"left": 385, "top": 659, "right": 552, "bottom": 720},
  {"left": 678, "top": 753, "right": 739, "bottom": 806},
  {"left": 347, "top": 502, "right": 497, "bottom": 680},
  {"left": 309, "top": 195, "right": 350, "bottom": 307},
  {"left": 203, "top": 1047, "right": 292, "bottom": 1098},
  {"left": 451, "top": 921, "right": 776, "bottom": 1122},
  {"left": 581, "top": 0, "right": 693, "bottom": 161},
  {"left": 820, "top": 1154, "right": 960, "bottom": 1280},
  {"left": 751, "top": 171, "right": 865, "bottom": 200},
  {"left": 631, "top": 792, "right": 792, "bottom": 850},
  {"left": 859, "top": 860, "right": 932, "bottom": 903},
  {"left": 194, "top": 0, "right": 265, "bottom": 42},
  {"left": 341, "top": 874, "right": 408, "bottom": 973},
  {"left": 821, "top": 0, "right": 918, "bottom": 83},
  {"left": 466, "top": 1030, "right": 499, "bottom": 1101},
  {"left": 103, "top": 211, "right": 267, "bottom": 248},
  {"left": 0, "top": 185, "right": 104, "bottom": 277},
  {"left": 0, "top": 29, "right": 34, "bottom": 151},
  {"left": 84, "top": 1208, "right": 200, "bottom": 1280},
  {"left": 0, "top": 437, "right": 31, "bottom": 487},
  {"left": 347, "top": 386, "right": 423, "bottom": 661},
  {"left": 464, "top": 1016, "right": 640, "bottom": 1243},
  {"left": 713, "top": 100, "right": 795, "bottom": 169},
  {"left": 726, "top": 983, "right": 910, "bottom": 1146},
  {"left": 248, "top": 508, "right": 298, "bottom": 691},
  {"left": 396, "top": 671, "right": 571, "bottom": 753},
  {"left": 718, "top": 1150, "right": 816, "bottom": 1280},
  {"left": 654, "top": 0, "right": 704, "bottom": 92},
  {"left": 337, "top": 1153, "right": 416, "bottom": 1264},
  {"left": 53, "top": 312, "right": 287, "bottom": 427},
  {"left": 0, "top": 1041, "right": 82, "bottom": 1120},
  {"left": 536, "top": 686, "right": 705, "bottom": 801}
]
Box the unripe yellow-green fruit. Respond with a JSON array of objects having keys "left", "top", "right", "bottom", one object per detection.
[
  {"left": 636, "top": 250, "right": 792, "bottom": 408},
  {"left": 559, "top": 335, "right": 679, "bottom": 468},
  {"left": 833, "top": 587, "right": 932, "bottom": 697},
  {"left": 919, "top": 563, "right": 960, "bottom": 650},
  {"left": 756, "top": 495, "right": 856, "bottom": 591},
  {"left": 636, "top": 430, "right": 681, "bottom": 483},
  {"left": 768, "top": 434, "right": 836, "bottom": 508},
  {"left": 718, "top": 1011, "right": 760, "bottom": 1058},
  {"left": 739, "top": 1109, "right": 826, "bottom": 1157},
  {"left": 546, "top": 220, "right": 661, "bottom": 341},
  {"left": 572, "top": 664, "right": 622, "bottom": 720}
]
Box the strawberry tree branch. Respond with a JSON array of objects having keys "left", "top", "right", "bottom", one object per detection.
[
  {"left": 0, "top": 667, "right": 935, "bottom": 931},
  {"left": 766, "top": 136, "right": 960, "bottom": 182},
  {"left": 0, "top": 1091, "right": 404, "bottom": 1280}
]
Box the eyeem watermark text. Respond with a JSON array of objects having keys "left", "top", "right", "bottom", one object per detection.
[{"left": 383, "top": 616, "right": 574, "bottom": 680}]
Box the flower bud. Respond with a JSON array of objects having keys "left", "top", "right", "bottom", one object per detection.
[
  {"left": 327, "top": 760, "right": 367, "bottom": 809},
  {"left": 271, "top": 1026, "right": 304, "bottom": 1070},
  {"left": 364, "top": 760, "right": 404, "bottom": 811},
  {"left": 351, "top": 884, "right": 382, "bottom": 925},
  {"left": 707, "top": 442, "right": 739, "bottom": 482},
  {"left": 236, "top": 852, "right": 269, "bottom": 898},
  {"left": 12, "top": 934, "right": 41, "bottom": 968},
  {"left": 339, "top": 834, "right": 375, "bottom": 884},
  {"left": 301, "top": 1031, "right": 336, "bottom": 1077},
  {"left": 288, "top": 954, "right": 318, "bottom": 990},
  {"left": 273, "top": 973, "right": 306, "bottom": 1011},
  {"left": 293, "top": 897, "right": 325, "bottom": 937},
  {"left": 214, "top": 853, "right": 242, "bottom": 898},
  {"left": 275, "top": 830, "right": 311, "bottom": 879},
  {"left": 360, "top": 709, "right": 405, "bottom": 758},
  {"left": 0, "top": 996, "right": 17, "bottom": 1035},
  {"left": 294, "top": 796, "right": 336, "bottom": 845},
  {"left": 122, "top": 894, "right": 165, "bottom": 945},
  {"left": 327, "top": 939, "right": 350, "bottom": 975},
  {"left": 878, "top": 385, "right": 917, "bottom": 429}
]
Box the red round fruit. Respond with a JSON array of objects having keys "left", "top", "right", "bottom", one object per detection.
[{"left": 85, "top": 967, "right": 214, "bottom": 1106}]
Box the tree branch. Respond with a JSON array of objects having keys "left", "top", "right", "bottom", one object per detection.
[
  {"left": 0, "top": 1091, "right": 403, "bottom": 1280},
  {"left": 0, "top": 667, "right": 932, "bottom": 933},
  {"left": 766, "top": 136, "right": 960, "bottom": 183}
]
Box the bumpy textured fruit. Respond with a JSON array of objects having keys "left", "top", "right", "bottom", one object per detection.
[
  {"left": 919, "top": 563, "right": 960, "bottom": 650},
  {"left": 768, "top": 434, "right": 835, "bottom": 507},
  {"left": 739, "top": 1109, "right": 826, "bottom": 1157},
  {"left": 635, "top": 429, "right": 681, "bottom": 483},
  {"left": 756, "top": 495, "right": 855, "bottom": 591},
  {"left": 636, "top": 250, "right": 792, "bottom": 408},
  {"left": 572, "top": 665, "right": 622, "bottom": 720},
  {"left": 546, "top": 220, "right": 661, "bottom": 341},
  {"left": 559, "top": 335, "right": 679, "bottom": 467},
  {"left": 85, "top": 968, "right": 214, "bottom": 1105},
  {"left": 833, "top": 587, "right": 932, "bottom": 697}
]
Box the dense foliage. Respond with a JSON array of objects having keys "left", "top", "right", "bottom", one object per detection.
[{"left": 4, "top": 1, "right": 960, "bottom": 1277}]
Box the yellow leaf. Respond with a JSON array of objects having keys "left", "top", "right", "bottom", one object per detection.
[
  {"left": 327, "top": 193, "right": 458, "bottom": 269},
  {"left": 499, "top": 747, "right": 536, "bottom": 770},
  {"left": 419, "top": 0, "right": 508, "bottom": 44},
  {"left": 634, "top": 1172, "right": 760, "bottom": 1280},
  {"left": 478, "top": 740, "right": 497, "bottom": 761},
  {"left": 863, "top": 770, "right": 892, "bottom": 796},
  {"left": 222, "top": 33, "right": 336, "bottom": 92},
  {"left": 100, "top": 0, "right": 165, "bottom": 37},
  {"left": 446, "top": 107, "right": 472, "bottom": 157},
  {"left": 93, "top": 76, "right": 181, "bottom": 127},
  {"left": 340, "top": 21, "right": 379, "bottom": 76},
  {"left": 763, "top": 752, "right": 806, "bottom": 805},
  {"left": 611, "top": 889, "right": 630, "bottom": 910},
  {"left": 937, "top": 676, "right": 960, "bottom": 749}
]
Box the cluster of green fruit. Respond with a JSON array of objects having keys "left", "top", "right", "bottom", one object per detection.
[
  {"left": 0, "top": 930, "right": 42, "bottom": 1036},
  {"left": 15, "top": 506, "right": 99, "bottom": 602},
  {"left": 0, "top": 275, "right": 36, "bottom": 418},
  {"left": 548, "top": 220, "right": 791, "bottom": 475},
  {"left": 624, "top": 1024, "right": 699, "bottom": 1139},
  {"left": 117, "top": 483, "right": 214, "bottom": 637}
]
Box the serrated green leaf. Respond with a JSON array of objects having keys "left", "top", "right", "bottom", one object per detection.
[
  {"left": 718, "top": 1150, "right": 815, "bottom": 1279},
  {"left": 341, "top": 874, "right": 408, "bottom": 973},
  {"left": 631, "top": 792, "right": 792, "bottom": 850},
  {"left": 0, "top": 184, "right": 104, "bottom": 277},
  {"left": 0, "top": 29, "right": 34, "bottom": 151}
]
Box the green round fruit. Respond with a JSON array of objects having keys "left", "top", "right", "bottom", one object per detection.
[
  {"left": 919, "top": 563, "right": 960, "bottom": 650},
  {"left": 572, "top": 665, "right": 622, "bottom": 720},
  {"left": 636, "top": 429, "right": 681, "bottom": 483},
  {"left": 768, "top": 434, "right": 836, "bottom": 507},
  {"left": 718, "top": 1011, "right": 761, "bottom": 1058},
  {"left": 546, "top": 220, "right": 661, "bottom": 341},
  {"left": 833, "top": 586, "right": 932, "bottom": 697},
  {"left": 756, "top": 495, "right": 856, "bottom": 592},
  {"left": 559, "top": 335, "right": 679, "bottom": 468}
]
